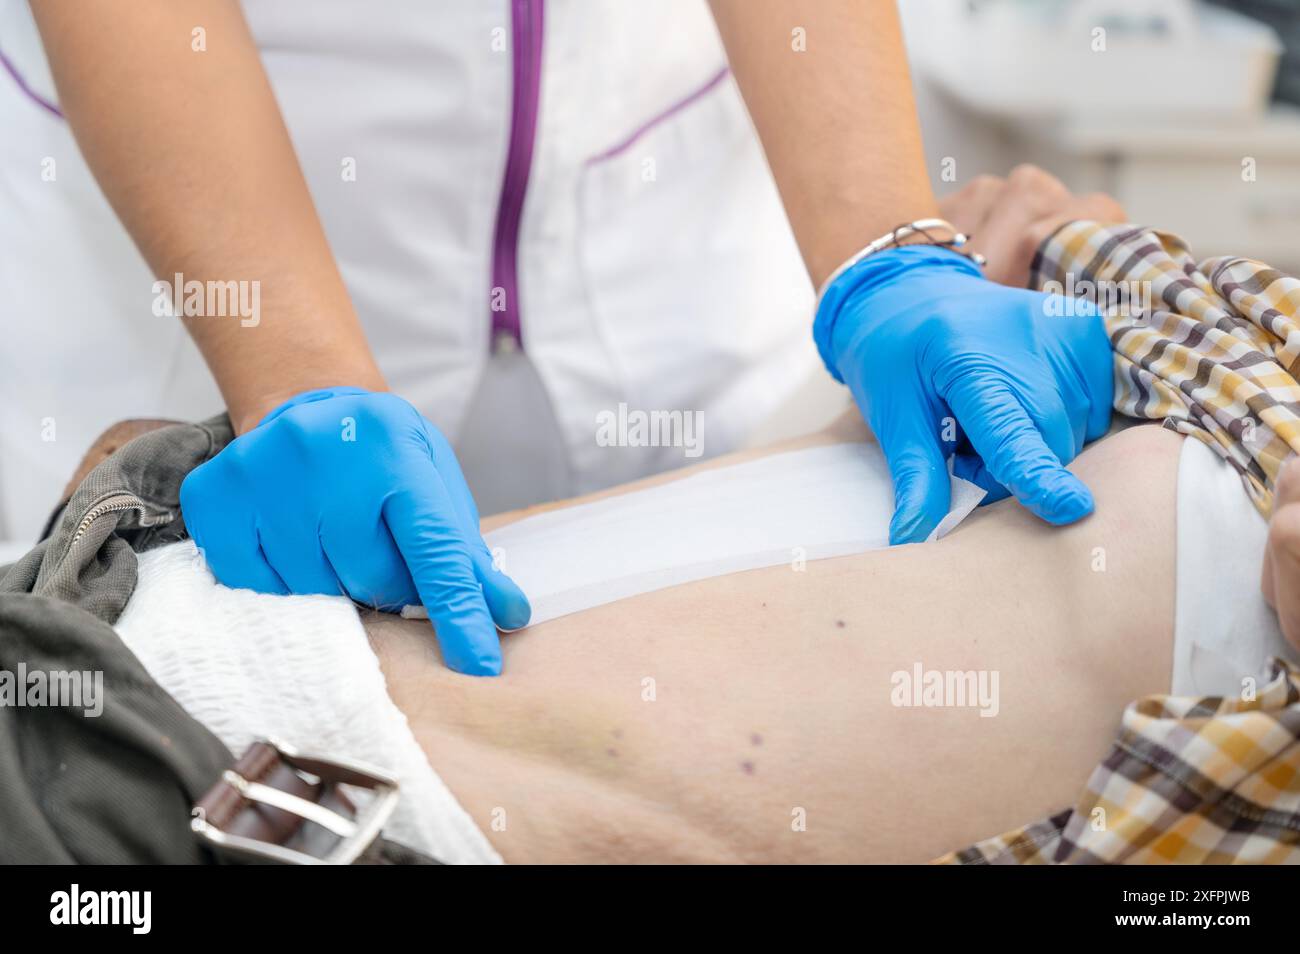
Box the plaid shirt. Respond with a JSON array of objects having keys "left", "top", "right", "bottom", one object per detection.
[
  {"left": 1032, "top": 221, "right": 1300, "bottom": 517},
  {"left": 935, "top": 222, "right": 1300, "bottom": 865}
]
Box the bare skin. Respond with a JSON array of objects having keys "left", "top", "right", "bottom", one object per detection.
[
  {"left": 708, "top": 0, "right": 939, "bottom": 285},
  {"left": 365, "top": 421, "right": 1180, "bottom": 863},
  {"left": 1263, "top": 458, "right": 1300, "bottom": 654}
]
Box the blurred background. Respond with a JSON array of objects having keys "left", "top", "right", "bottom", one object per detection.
[{"left": 902, "top": 0, "right": 1300, "bottom": 272}]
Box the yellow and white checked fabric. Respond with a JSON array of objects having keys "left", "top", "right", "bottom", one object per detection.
[
  {"left": 1031, "top": 221, "right": 1300, "bottom": 516},
  {"left": 936, "top": 222, "right": 1300, "bottom": 865},
  {"left": 936, "top": 659, "right": 1300, "bottom": 865}
]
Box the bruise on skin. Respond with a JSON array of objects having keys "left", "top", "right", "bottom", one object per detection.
[
  {"left": 750, "top": 733, "right": 762, "bottom": 746},
  {"left": 606, "top": 748, "right": 619, "bottom": 758},
  {"left": 740, "top": 760, "right": 755, "bottom": 775}
]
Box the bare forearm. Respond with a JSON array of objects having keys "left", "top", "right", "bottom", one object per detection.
[
  {"left": 30, "top": 0, "right": 384, "bottom": 432},
  {"left": 708, "top": 0, "right": 939, "bottom": 287}
]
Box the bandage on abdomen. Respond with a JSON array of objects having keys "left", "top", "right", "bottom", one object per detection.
[{"left": 404, "top": 443, "right": 985, "bottom": 627}]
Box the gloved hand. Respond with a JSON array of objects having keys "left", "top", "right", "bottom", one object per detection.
[
  {"left": 815, "top": 244, "right": 1113, "bottom": 544},
  {"left": 180, "top": 387, "right": 530, "bottom": 675}
]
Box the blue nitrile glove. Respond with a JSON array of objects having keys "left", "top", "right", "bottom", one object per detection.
[
  {"left": 814, "top": 244, "right": 1113, "bottom": 544},
  {"left": 179, "top": 387, "right": 531, "bottom": 675}
]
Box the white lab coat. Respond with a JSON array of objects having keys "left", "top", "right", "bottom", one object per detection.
[{"left": 0, "top": 0, "right": 815, "bottom": 539}]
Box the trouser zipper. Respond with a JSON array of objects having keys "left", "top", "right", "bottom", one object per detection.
[{"left": 67, "top": 493, "right": 174, "bottom": 552}]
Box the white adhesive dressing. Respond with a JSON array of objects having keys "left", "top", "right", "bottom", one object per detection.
[
  {"left": 405, "top": 442, "right": 986, "bottom": 627},
  {"left": 1172, "top": 437, "right": 1294, "bottom": 696}
]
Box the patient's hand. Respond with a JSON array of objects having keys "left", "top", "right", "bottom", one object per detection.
[
  {"left": 938, "top": 165, "right": 1126, "bottom": 288},
  {"left": 1263, "top": 458, "right": 1300, "bottom": 653}
]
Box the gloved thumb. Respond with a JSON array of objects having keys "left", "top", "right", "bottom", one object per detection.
[{"left": 877, "top": 405, "right": 953, "bottom": 545}]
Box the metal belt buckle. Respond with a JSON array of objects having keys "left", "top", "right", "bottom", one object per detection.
[{"left": 192, "top": 737, "right": 399, "bottom": 865}]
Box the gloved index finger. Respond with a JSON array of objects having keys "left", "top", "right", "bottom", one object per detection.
[
  {"left": 417, "top": 418, "right": 531, "bottom": 631},
  {"left": 945, "top": 374, "right": 1094, "bottom": 526},
  {"left": 382, "top": 458, "right": 503, "bottom": 676}
]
